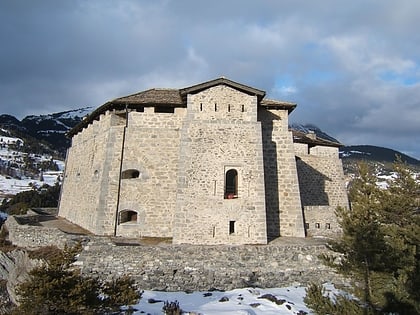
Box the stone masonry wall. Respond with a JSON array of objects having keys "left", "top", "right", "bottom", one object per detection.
[
  {"left": 296, "top": 145, "right": 349, "bottom": 237},
  {"left": 4, "top": 215, "right": 343, "bottom": 292},
  {"left": 77, "top": 237, "right": 342, "bottom": 291},
  {"left": 5, "top": 215, "right": 86, "bottom": 249},
  {"left": 116, "top": 109, "right": 185, "bottom": 238},
  {"left": 260, "top": 109, "right": 305, "bottom": 239},
  {"left": 173, "top": 87, "right": 267, "bottom": 245},
  {"left": 59, "top": 111, "right": 126, "bottom": 235}
]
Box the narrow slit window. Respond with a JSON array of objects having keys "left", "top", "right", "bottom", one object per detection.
[
  {"left": 241, "top": 105, "right": 245, "bottom": 112},
  {"left": 315, "top": 223, "right": 320, "bottom": 229},
  {"left": 200, "top": 103, "right": 203, "bottom": 111},
  {"left": 224, "top": 169, "right": 238, "bottom": 199},
  {"left": 215, "top": 103, "right": 217, "bottom": 111},
  {"left": 228, "top": 104, "right": 231, "bottom": 112},
  {"left": 325, "top": 223, "right": 331, "bottom": 229},
  {"left": 229, "top": 221, "right": 235, "bottom": 234}
]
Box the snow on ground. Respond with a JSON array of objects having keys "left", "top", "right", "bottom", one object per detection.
[
  {"left": 129, "top": 286, "right": 314, "bottom": 315},
  {"left": 0, "top": 173, "right": 59, "bottom": 195}
]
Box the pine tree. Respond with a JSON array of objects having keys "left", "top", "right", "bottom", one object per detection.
[
  {"left": 14, "top": 243, "right": 140, "bottom": 315},
  {"left": 305, "top": 161, "right": 420, "bottom": 315}
]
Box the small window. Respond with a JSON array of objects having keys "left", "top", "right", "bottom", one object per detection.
[
  {"left": 228, "top": 104, "right": 231, "bottom": 112},
  {"left": 224, "top": 169, "right": 238, "bottom": 199},
  {"left": 305, "top": 223, "right": 309, "bottom": 229},
  {"left": 315, "top": 223, "right": 320, "bottom": 229},
  {"left": 119, "top": 210, "right": 138, "bottom": 224},
  {"left": 241, "top": 105, "right": 245, "bottom": 112},
  {"left": 325, "top": 223, "right": 331, "bottom": 229},
  {"left": 122, "top": 169, "right": 140, "bottom": 179},
  {"left": 215, "top": 103, "right": 217, "bottom": 111},
  {"left": 200, "top": 103, "right": 203, "bottom": 111},
  {"left": 155, "top": 107, "right": 175, "bottom": 113},
  {"left": 229, "top": 221, "right": 235, "bottom": 234}
]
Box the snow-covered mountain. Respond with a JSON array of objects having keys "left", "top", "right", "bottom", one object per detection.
[
  {"left": 0, "top": 107, "right": 92, "bottom": 155},
  {"left": 0, "top": 108, "right": 92, "bottom": 201}
]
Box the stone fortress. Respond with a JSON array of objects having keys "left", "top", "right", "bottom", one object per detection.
[{"left": 58, "top": 77, "right": 349, "bottom": 245}]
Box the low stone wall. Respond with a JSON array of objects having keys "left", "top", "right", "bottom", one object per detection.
[
  {"left": 78, "top": 238, "right": 342, "bottom": 291},
  {"left": 4, "top": 215, "right": 86, "bottom": 249},
  {"left": 4, "top": 214, "right": 342, "bottom": 292}
]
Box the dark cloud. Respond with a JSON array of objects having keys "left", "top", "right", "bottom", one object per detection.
[{"left": 0, "top": 0, "right": 419, "bottom": 158}]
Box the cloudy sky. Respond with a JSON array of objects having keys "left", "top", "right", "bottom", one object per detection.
[{"left": 1, "top": 1, "right": 419, "bottom": 158}]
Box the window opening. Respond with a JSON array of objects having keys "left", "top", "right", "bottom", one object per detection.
[
  {"left": 241, "top": 105, "right": 245, "bottom": 112},
  {"left": 200, "top": 103, "right": 203, "bottom": 111},
  {"left": 315, "top": 223, "right": 320, "bottom": 229},
  {"left": 224, "top": 169, "right": 238, "bottom": 199},
  {"left": 325, "top": 223, "right": 331, "bottom": 229},
  {"left": 119, "top": 210, "right": 138, "bottom": 224},
  {"left": 214, "top": 103, "right": 217, "bottom": 111},
  {"left": 155, "top": 107, "right": 175, "bottom": 113},
  {"left": 136, "top": 107, "right": 144, "bottom": 112},
  {"left": 228, "top": 104, "right": 231, "bottom": 112},
  {"left": 229, "top": 221, "right": 235, "bottom": 234},
  {"left": 122, "top": 169, "right": 140, "bottom": 179},
  {"left": 305, "top": 223, "right": 309, "bottom": 229}
]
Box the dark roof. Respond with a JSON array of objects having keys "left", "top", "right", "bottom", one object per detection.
[
  {"left": 180, "top": 77, "right": 266, "bottom": 101},
  {"left": 260, "top": 98, "right": 296, "bottom": 113},
  {"left": 68, "top": 78, "right": 290, "bottom": 137},
  {"left": 292, "top": 129, "right": 342, "bottom": 148},
  {"left": 113, "top": 88, "right": 183, "bottom": 105}
]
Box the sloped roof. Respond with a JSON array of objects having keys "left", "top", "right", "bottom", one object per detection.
[
  {"left": 260, "top": 98, "right": 296, "bottom": 112},
  {"left": 292, "top": 129, "right": 342, "bottom": 147},
  {"left": 68, "top": 78, "right": 291, "bottom": 137},
  {"left": 180, "top": 77, "right": 266, "bottom": 101}
]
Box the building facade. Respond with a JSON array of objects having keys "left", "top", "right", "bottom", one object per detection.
[{"left": 58, "top": 78, "right": 349, "bottom": 245}]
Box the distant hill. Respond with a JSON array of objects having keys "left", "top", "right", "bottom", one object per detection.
[
  {"left": 0, "top": 107, "right": 92, "bottom": 157},
  {"left": 340, "top": 145, "right": 420, "bottom": 165}
]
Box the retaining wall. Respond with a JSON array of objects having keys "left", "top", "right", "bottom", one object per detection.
[{"left": 4, "top": 215, "right": 342, "bottom": 291}]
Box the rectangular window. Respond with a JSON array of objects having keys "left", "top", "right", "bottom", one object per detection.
[
  {"left": 155, "top": 107, "right": 175, "bottom": 113},
  {"left": 315, "top": 223, "right": 320, "bottom": 229},
  {"left": 229, "top": 221, "right": 235, "bottom": 234},
  {"left": 305, "top": 223, "right": 309, "bottom": 229},
  {"left": 325, "top": 223, "right": 331, "bottom": 229}
]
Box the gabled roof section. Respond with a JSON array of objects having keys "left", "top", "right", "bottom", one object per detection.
[
  {"left": 112, "top": 88, "right": 183, "bottom": 106},
  {"left": 292, "top": 129, "right": 343, "bottom": 148},
  {"left": 260, "top": 98, "right": 297, "bottom": 113},
  {"left": 180, "top": 77, "right": 266, "bottom": 101}
]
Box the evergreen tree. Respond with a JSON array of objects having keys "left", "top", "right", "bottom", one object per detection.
[
  {"left": 304, "top": 161, "right": 420, "bottom": 315},
  {"left": 14, "top": 243, "right": 139, "bottom": 315}
]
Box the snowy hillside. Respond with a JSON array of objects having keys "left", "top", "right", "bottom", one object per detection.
[{"left": 0, "top": 132, "right": 63, "bottom": 201}]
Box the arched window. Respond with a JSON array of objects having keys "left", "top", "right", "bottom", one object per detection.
[
  {"left": 119, "top": 210, "right": 138, "bottom": 224},
  {"left": 122, "top": 169, "right": 140, "bottom": 179},
  {"left": 224, "top": 169, "right": 238, "bottom": 199}
]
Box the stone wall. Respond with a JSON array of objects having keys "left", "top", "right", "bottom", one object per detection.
[
  {"left": 295, "top": 145, "right": 349, "bottom": 237},
  {"left": 5, "top": 215, "right": 86, "bottom": 249},
  {"left": 77, "top": 237, "right": 342, "bottom": 291},
  {"left": 116, "top": 109, "right": 185, "bottom": 238},
  {"left": 173, "top": 87, "right": 267, "bottom": 245},
  {"left": 59, "top": 112, "right": 126, "bottom": 236},
  {"left": 260, "top": 109, "right": 305, "bottom": 239},
  {"left": 4, "top": 215, "right": 343, "bottom": 292}
]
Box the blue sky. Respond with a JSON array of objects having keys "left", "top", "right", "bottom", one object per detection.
[{"left": 0, "top": 0, "right": 419, "bottom": 159}]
